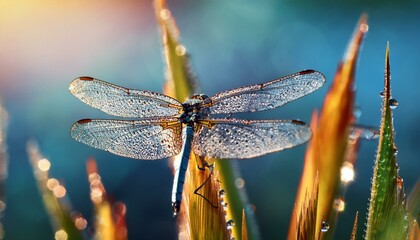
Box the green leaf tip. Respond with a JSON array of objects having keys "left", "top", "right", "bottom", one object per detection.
[
  {"left": 155, "top": 0, "right": 197, "bottom": 102},
  {"left": 365, "top": 43, "right": 409, "bottom": 240}
]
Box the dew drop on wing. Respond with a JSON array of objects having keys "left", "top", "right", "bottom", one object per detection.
[{"left": 389, "top": 98, "right": 398, "bottom": 109}]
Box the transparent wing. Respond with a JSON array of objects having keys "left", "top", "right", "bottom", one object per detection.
[
  {"left": 71, "top": 118, "right": 182, "bottom": 160},
  {"left": 69, "top": 77, "right": 182, "bottom": 118},
  {"left": 208, "top": 70, "right": 325, "bottom": 114},
  {"left": 193, "top": 118, "right": 311, "bottom": 159},
  {"left": 350, "top": 124, "right": 379, "bottom": 140}
]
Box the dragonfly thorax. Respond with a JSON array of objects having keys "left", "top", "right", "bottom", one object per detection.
[{"left": 179, "top": 94, "right": 210, "bottom": 126}]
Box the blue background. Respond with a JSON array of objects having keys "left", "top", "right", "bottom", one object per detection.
[{"left": 0, "top": 0, "right": 419, "bottom": 239}]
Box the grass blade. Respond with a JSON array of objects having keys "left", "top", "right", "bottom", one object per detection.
[
  {"left": 154, "top": 0, "right": 197, "bottom": 101},
  {"left": 0, "top": 102, "right": 7, "bottom": 239},
  {"left": 408, "top": 180, "right": 420, "bottom": 240},
  {"left": 349, "top": 212, "right": 358, "bottom": 240},
  {"left": 295, "top": 174, "right": 319, "bottom": 240},
  {"left": 242, "top": 209, "right": 248, "bottom": 240},
  {"left": 154, "top": 1, "right": 238, "bottom": 239},
  {"left": 27, "top": 141, "right": 84, "bottom": 240},
  {"left": 365, "top": 42, "right": 409, "bottom": 239},
  {"left": 288, "top": 15, "right": 368, "bottom": 240},
  {"left": 87, "top": 159, "right": 127, "bottom": 240}
]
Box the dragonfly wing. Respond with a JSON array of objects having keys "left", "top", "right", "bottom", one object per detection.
[
  {"left": 71, "top": 118, "right": 183, "bottom": 160},
  {"left": 70, "top": 77, "right": 182, "bottom": 118},
  {"left": 208, "top": 70, "right": 325, "bottom": 114},
  {"left": 193, "top": 118, "right": 311, "bottom": 159}
]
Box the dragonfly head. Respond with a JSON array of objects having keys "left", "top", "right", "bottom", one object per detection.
[
  {"left": 190, "top": 94, "right": 209, "bottom": 100},
  {"left": 179, "top": 94, "right": 210, "bottom": 125}
]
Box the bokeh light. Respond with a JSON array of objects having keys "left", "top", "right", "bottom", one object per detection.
[
  {"left": 340, "top": 162, "right": 355, "bottom": 183},
  {"left": 37, "top": 158, "right": 51, "bottom": 172}
]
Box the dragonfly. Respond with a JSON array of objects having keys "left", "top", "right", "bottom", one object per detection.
[{"left": 69, "top": 69, "right": 326, "bottom": 215}]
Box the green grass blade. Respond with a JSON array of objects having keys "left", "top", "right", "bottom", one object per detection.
[
  {"left": 365, "top": 42, "right": 409, "bottom": 240},
  {"left": 0, "top": 102, "right": 8, "bottom": 239},
  {"left": 154, "top": 0, "right": 197, "bottom": 101},
  {"left": 27, "top": 141, "right": 85, "bottom": 240}
]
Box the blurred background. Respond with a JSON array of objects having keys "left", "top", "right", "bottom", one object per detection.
[{"left": 0, "top": 0, "right": 419, "bottom": 239}]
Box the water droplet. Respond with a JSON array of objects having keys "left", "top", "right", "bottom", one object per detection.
[
  {"left": 47, "top": 178, "right": 60, "bottom": 191},
  {"left": 235, "top": 178, "right": 245, "bottom": 189},
  {"left": 397, "top": 176, "right": 403, "bottom": 189},
  {"left": 267, "top": 103, "right": 274, "bottom": 109},
  {"left": 55, "top": 229, "right": 68, "bottom": 240},
  {"left": 389, "top": 98, "right": 398, "bottom": 109},
  {"left": 340, "top": 162, "right": 355, "bottom": 183},
  {"left": 0, "top": 201, "right": 6, "bottom": 212},
  {"left": 223, "top": 202, "right": 229, "bottom": 210},
  {"left": 175, "top": 45, "right": 186, "bottom": 56},
  {"left": 379, "top": 91, "right": 385, "bottom": 98},
  {"left": 333, "top": 198, "right": 345, "bottom": 212},
  {"left": 360, "top": 22, "right": 369, "bottom": 33},
  {"left": 226, "top": 219, "right": 235, "bottom": 229},
  {"left": 353, "top": 107, "right": 362, "bottom": 120},
  {"left": 91, "top": 187, "right": 103, "bottom": 204},
  {"left": 321, "top": 221, "right": 330, "bottom": 232},
  {"left": 74, "top": 217, "right": 88, "bottom": 230},
  {"left": 38, "top": 158, "right": 51, "bottom": 171},
  {"left": 159, "top": 9, "right": 171, "bottom": 20},
  {"left": 53, "top": 185, "right": 67, "bottom": 198},
  {"left": 219, "top": 189, "right": 226, "bottom": 198},
  {"left": 393, "top": 147, "right": 398, "bottom": 156}
]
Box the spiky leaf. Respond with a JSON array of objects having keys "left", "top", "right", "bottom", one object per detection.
[{"left": 365, "top": 43, "right": 409, "bottom": 240}]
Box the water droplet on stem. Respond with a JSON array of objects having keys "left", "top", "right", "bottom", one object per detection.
[
  {"left": 389, "top": 98, "right": 398, "bottom": 109},
  {"left": 321, "top": 221, "right": 330, "bottom": 232}
]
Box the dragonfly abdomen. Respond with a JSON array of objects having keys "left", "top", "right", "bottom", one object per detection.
[{"left": 171, "top": 125, "right": 194, "bottom": 216}]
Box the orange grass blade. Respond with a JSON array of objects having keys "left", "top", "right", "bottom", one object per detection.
[
  {"left": 288, "top": 15, "right": 368, "bottom": 239},
  {"left": 295, "top": 174, "right": 319, "bottom": 240},
  {"left": 179, "top": 158, "right": 232, "bottom": 240},
  {"left": 349, "top": 212, "right": 358, "bottom": 240},
  {"left": 408, "top": 180, "right": 420, "bottom": 240},
  {"left": 87, "top": 159, "right": 128, "bottom": 240},
  {"left": 242, "top": 209, "right": 248, "bottom": 240},
  {"left": 409, "top": 223, "right": 420, "bottom": 240}
]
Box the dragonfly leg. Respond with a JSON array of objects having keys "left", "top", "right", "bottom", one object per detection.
[
  {"left": 194, "top": 154, "right": 212, "bottom": 171},
  {"left": 193, "top": 163, "right": 218, "bottom": 209}
]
